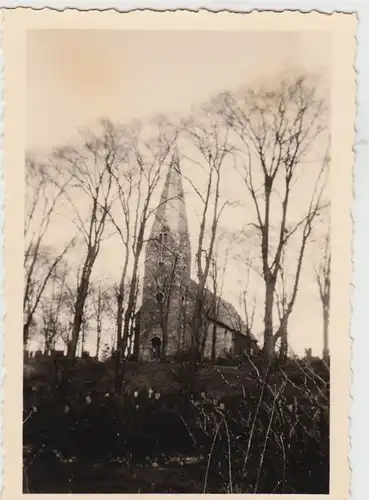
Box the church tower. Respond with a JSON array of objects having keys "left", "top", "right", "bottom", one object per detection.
[{"left": 137, "top": 152, "right": 192, "bottom": 360}]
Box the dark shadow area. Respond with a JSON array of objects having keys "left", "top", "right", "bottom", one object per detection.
[{"left": 23, "top": 357, "right": 330, "bottom": 494}]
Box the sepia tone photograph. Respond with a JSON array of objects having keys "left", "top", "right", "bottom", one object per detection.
[{"left": 2, "top": 9, "right": 355, "bottom": 498}]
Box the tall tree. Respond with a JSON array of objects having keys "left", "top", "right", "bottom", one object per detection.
[
  {"left": 220, "top": 75, "right": 329, "bottom": 360},
  {"left": 206, "top": 246, "right": 229, "bottom": 362},
  {"left": 24, "top": 155, "right": 74, "bottom": 348},
  {"left": 315, "top": 232, "right": 331, "bottom": 362},
  {"left": 89, "top": 280, "right": 114, "bottom": 359},
  {"left": 39, "top": 260, "right": 70, "bottom": 354},
  {"left": 53, "top": 120, "right": 123, "bottom": 360},
  {"left": 238, "top": 253, "right": 258, "bottom": 348},
  {"left": 103, "top": 118, "right": 177, "bottom": 384},
  {"left": 179, "top": 107, "right": 233, "bottom": 362}
]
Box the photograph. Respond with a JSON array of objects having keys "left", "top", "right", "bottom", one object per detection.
[{"left": 1, "top": 9, "right": 355, "bottom": 497}]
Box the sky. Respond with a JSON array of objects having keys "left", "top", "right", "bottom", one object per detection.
[{"left": 26, "top": 29, "right": 332, "bottom": 356}]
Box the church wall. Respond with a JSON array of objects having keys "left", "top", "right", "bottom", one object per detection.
[
  {"left": 203, "top": 323, "right": 234, "bottom": 360},
  {"left": 137, "top": 299, "right": 250, "bottom": 362},
  {"left": 136, "top": 302, "right": 157, "bottom": 361},
  {"left": 203, "top": 325, "right": 213, "bottom": 359},
  {"left": 137, "top": 287, "right": 192, "bottom": 361}
]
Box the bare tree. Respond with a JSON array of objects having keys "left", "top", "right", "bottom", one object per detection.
[
  {"left": 274, "top": 247, "right": 289, "bottom": 361},
  {"left": 52, "top": 120, "right": 122, "bottom": 360},
  {"left": 24, "top": 155, "right": 74, "bottom": 348},
  {"left": 103, "top": 118, "right": 177, "bottom": 384},
  {"left": 239, "top": 258, "right": 258, "bottom": 345},
  {"left": 102, "top": 133, "right": 134, "bottom": 363},
  {"left": 39, "top": 260, "right": 70, "bottom": 354},
  {"left": 57, "top": 267, "right": 82, "bottom": 351},
  {"left": 89, "top": 280, "right": 114, "bottom": 359},
  {"left": 206, "top": 250, "right": 228, "bottom": 362},
  {"left": 220, "top": 75, "right": 329, "bottom": 361},
  {"left": 179, "top": 107, "right": 233, "bottom": 362},
  {"left": 78, "top": 310, "right": 90, "bottom": 356},
  {"left": 315, "top": 232, "right": 331, "bottom": 362}
]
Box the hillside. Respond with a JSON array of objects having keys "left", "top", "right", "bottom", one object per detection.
[{"left": 24, "top": 356, "right": 329, "bottom": 401}]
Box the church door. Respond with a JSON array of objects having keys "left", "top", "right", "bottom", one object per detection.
[{"left": 151, "top": 336, "right": 162, "bottom": 360}]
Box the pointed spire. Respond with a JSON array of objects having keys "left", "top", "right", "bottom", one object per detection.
[
  {"left": 171, "top": 144, "right": 182, "bottom": 175},
  {"left": 150, "top": 152, "right": 189, "bottom": 240}
]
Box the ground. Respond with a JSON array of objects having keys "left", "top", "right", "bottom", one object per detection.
[
  {"left": 24, "top": 356, "right": 326, "bottom": 396},
  {"left": 23, "top": 357, "right": 330, "bottom": 494}
]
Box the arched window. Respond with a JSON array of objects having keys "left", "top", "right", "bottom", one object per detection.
[
  {"left": 155, "top": 292, "right": 164, "bottom": 304},
  {"left": 163, "top": 232, "right": 168, "bottom": 243},
  {"left": 158, "top": 261, "right": 164, "bottom": 268}
]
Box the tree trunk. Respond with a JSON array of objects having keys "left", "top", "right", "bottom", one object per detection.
[
  {"left": 123, "top": 273, "right": 138, "bottom": 353},
  {"left": 80, "top": 322, "right": 86, "bottom": 356},
  {"left": 68, "top": 306, "right": 83, "bottom": 359},
  {"left": 279, "top": 320, "right": 289, "bottom": 363},
  {"left": 191, "top": 294, "right": 203, "bottom": 357},
  {"left": 67, "top": 279, "right": 89, "bottom": 360},
  {"left": 159, "top": 300, "right": 169, "bottom": 360},
  {"left": 95, "top": 322, "right": 102, "bottom": 360},
  {"left": 200, "top": 316, "right": 212, "bottom": 360},
  {"left": 263, "top": 282, "right": 275, "bottom": 361},
  {"left": 45, "top": 334, "right": 53, "bottom": 356},
  {"left": 116, "top": 286, "right": 124, "bottom": 358},
  {"left": 161, "top": 318, "right": 168, "bottom": 360},
  {"left": 23, "top": 323, "right": 30, "bottom": 351},
  {"left": 114, "top": 260, "right": 139, "bottom": 392},
  {"left": 211, "top": 323, "right": 217, "bottom": 363},
  {"left": 67, "top": 250, "right": 96, "bottom": 361},
  {"left": 115, "top": 243, "right": 130, "bottom": 361},
  {"left": 322, "top": 305, "right": 330, "bottom": 362}
]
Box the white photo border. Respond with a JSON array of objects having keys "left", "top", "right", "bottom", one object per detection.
[{"left": 0, "top": 2, "right": 368, "bottom": 498}]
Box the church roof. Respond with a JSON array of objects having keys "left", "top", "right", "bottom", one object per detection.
[{"left": 186, "top": 279, "right": 259, "bottom": 345}]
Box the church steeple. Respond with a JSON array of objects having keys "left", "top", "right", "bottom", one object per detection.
[
  {"left": 143, "top": 151, "right": 191, "bottom": 284},
  {"left": 140, "top": 152, "right": 192, "bottom": 358},
  {"left": 148, "top": 151, "right": 190, "bottom": 253}
]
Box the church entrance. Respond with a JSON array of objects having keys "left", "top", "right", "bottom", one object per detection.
[{"left": 151, "top": 336, "right": 162, "bottom": 360}]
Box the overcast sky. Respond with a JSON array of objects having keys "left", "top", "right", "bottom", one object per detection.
[{"left": 26, "top": 29, "right": 331, "bottom": 356}]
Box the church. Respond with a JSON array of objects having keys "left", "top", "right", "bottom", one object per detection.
[{"left": 132, "top": 155, "right": 259, "bottom": 362}]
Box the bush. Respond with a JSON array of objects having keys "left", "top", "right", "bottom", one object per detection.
[{"left": 183, "top": 360, "right": 329, "bottom": 493}]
